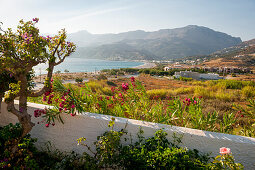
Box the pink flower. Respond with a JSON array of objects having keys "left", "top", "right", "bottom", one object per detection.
[
  {"left": 220, "top": 147, "right": 231, "bottom": 155},
  {"left": 45, "top": 124, "right": 49, "bottom": 127},
  {"left": 119, "top": 93, "right": 123, "bottom": 98},
  {"left": 71, "top": 104, "right": 75, "bottom": 108},
  {"left": 59, "top": 103, "right": 64, "bottom": 108},
  {"left": 122, "top": 83, "right": 129, "bottom": 91},
  {"left": 130, "top": 77, "right": 135, "bottom": 82},
  {"left": 194, "top": 100, "right": 197, "bottom": 104}
]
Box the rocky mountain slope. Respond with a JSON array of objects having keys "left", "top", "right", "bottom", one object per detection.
[{"left": 68, "top": 25, "right": 242, "bottom": 60}]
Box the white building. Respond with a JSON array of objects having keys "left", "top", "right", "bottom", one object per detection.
[{"left": 174, "top": 71, "right": 221, "bottom": 80}]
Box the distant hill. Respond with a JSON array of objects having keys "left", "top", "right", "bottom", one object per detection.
[
  {"left": 200, "top": 38, "right": 255, "bottom": 68},
  {"left": 68, "top": 25, "right": 242, "bottom": 60}
]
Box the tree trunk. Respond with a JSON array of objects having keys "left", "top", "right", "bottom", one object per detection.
[{"left": 18, "top": 75, "right": 35, "bottom": 137}]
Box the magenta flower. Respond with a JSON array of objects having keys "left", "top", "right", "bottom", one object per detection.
[
  {"left": 59, "top": 103, "right": 64, "bottom": 108},
  {"left": 71, "top": 104, "right": 75, "bottom": 108},
  {"left": 45, "top": 124, "right": 49, "bottom": 127},
  {"left": 32, "top": 18, "right": 39, "bottom": 23},
  {"left": 119, "top": 93, "right": 123, "bottom": 98},
  {"left": 130, "top": 77, "right": 135, "bottom": 82},
  {"left": 122, "top": 83, "right": 129, "bottom": 91}
]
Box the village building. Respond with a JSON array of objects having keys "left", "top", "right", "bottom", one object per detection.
[{"left": 174, "top": 71, "right": 222, "bottom": 80}]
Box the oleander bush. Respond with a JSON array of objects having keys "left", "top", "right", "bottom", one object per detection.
[{"left": 30, "top": 77, "right": 255, "bottom": 137}]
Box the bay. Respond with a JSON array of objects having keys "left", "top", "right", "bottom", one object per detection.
[{"left": 33, "top": 58, "right": 144, "bottom": 75}]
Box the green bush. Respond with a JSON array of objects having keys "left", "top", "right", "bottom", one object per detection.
[
  {"left": 75, "top": 78, "right": 83, "bottom": 84},
  {"left": 77, "top": 120, "right": 244, "bottom": 169},
  {"left": 0, "top": 123, "right": 39, "bottom": 169}
]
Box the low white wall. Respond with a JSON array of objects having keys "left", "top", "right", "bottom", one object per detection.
[{"left": 1, "top": 101, "right": 255, "bottom": 169}]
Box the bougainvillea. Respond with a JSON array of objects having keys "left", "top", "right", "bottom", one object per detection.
[{"left": 0, "top": 18, "right": 76, "bottom": 151}]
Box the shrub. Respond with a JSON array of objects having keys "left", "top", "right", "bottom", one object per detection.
[
  {"left": 77, "top": 120, "right": 243, "bottom": 169},
  {"left": 176, "top": 76, "right": 193, "bottom": 81},
  {"left": 241, "top": 86, "right": 255, "bottom": 98},
  {"left": 75, "top": 78, "right": 83, "bottom": 84},
  {"left": 0, "top": 123, "right": 39, "bottom": 169},
  {"left": 147, "top": 89, "right": 168, "bottom": 99},
  {"left": 96, "top": 74, "right": 108, "bottom": 80}
]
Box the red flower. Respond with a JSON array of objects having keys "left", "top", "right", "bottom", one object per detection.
[
  {"left": 45, "top": 124, "right": 49, "bottom": 127},
  {"left": 108, "top": 104, "right": 113, "bottom": 108},
  {"left": 44, "top": 91, "right": 50, "bottom": 96}
]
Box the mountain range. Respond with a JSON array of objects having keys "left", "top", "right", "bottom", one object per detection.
[{"left": 68, "top": 25, "right": 242, "bottom": 60}]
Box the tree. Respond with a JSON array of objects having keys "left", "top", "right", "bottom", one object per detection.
[{"left": 0, "top": 18, "right": 76, "bottom": 151}]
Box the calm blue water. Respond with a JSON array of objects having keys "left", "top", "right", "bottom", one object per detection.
[{"left": 33, "top": 58, "right": 143, "bottom": 75}]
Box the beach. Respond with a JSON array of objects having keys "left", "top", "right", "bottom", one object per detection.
[{"left": 133, "top": 62, "right": 156, "bottom": 69}]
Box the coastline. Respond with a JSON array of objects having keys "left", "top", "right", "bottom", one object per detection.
[
  {"left": 34, "top": 60, "right": 156, "bottom": 82},
  {"left": 133, "top": 62, "right": 156, "bottom": 69}
]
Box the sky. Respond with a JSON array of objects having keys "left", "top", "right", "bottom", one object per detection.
[{"left": 0, "top": 0, "right": 255, "bottom": 41}]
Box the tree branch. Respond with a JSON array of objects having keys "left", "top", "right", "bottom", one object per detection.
[
  {"left": 7, "top": 100, "right": 22, "bottom": 117},
  {"left": 28, "top": 62, "right": 54, "bottom": 97}
]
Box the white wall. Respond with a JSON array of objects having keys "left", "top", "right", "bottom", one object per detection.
[{"left": 1, "top": 101, "right": 255, "bottom": 169}]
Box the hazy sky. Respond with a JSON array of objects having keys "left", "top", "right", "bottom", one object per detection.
[{"left": 0, "top": 0, "right": 254, "bottom": 40}]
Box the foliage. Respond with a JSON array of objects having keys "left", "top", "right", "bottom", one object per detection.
[
  {"left": 0, "top": 123, "right": 39, "bottom": 169},
  {"left": 75, "top": 78, "right": 83, "bottom": 84},
  {"left": 77, "top": 120, "right": 243, "bottom": 169},
  {"left": 0, "top": 123, "right": 89, "bottom": 169},
  {"left": 31, "top": 77, "right": 254, "bottom": 137},
  {"left": 233, "top": 99, "right": 255, "bottom": 137},
  {"left": 211, "top": 153, "right": 244, "bottom": 169}
]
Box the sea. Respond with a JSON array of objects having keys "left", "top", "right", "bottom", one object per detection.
[{"left": 33, "top": 57, "right": 144, "bottom": 75}]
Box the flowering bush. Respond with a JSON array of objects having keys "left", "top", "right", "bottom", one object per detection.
[
  {"left": 32, "top": 76, "right": 253, "bottom": 137},
  {"left": 0, "top": 17, "right": 76, "bottom": 154}
]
